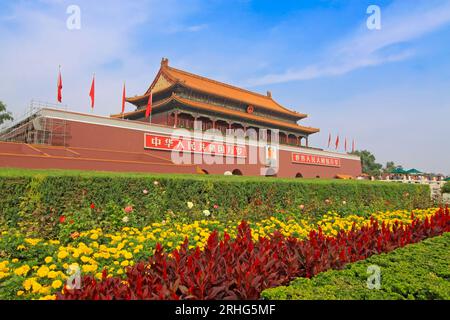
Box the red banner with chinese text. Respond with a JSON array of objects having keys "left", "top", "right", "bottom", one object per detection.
[
  {"left": 144, "top": 133, "right": 247, "bottom": 158},
  {"left": 292, "top": 152, "right": 341, "bottom": 167}
]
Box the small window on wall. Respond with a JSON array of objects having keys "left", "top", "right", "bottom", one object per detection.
[{"left": 295, "top": 173, "right": 303, "bottom": 178}]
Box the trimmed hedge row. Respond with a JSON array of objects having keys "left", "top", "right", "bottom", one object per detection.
[
  {"left": 0, "top": 169, "right": 431, "bottom": 237},
  {"left": 442, "top": 182, "right": 450, "bottom": 194},
  {"left": 261, "top": 232, "right": 450, "bottom": 300}
]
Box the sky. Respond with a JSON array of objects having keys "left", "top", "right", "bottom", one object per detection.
[{"left": 0, "top": 0, "right": 449, "bottom": 174}]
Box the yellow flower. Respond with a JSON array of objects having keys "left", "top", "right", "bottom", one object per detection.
[
  {"left": 39, "top": 286, "right": 51, "bottom": 295},
  {"left": 123, "top": 252, "right": 132, "bottom": 260},
  {"left": 25, "top": 238, "right": 41, "bottom": 246},
  {"left": 23, "top": 278, "right": 33, "bottom": 291},
  {"left": 36, "top": 265, "right": 50, "bottom": 278},
  {"left": 82, "top": 264, "right": 98, "bottom": 273},
  {"left": 57, "top": 251, "right": 69, "bottom": 260},
  {"left": 90, "top": 234, "right": 99, "bottom": 240},
  {"left": 47, "top": 271, "right": 58, "bottom": 279},
  {"left": 11, "top": 258, "right": 19, "bottom": 263},
  {"left": 51, "top": 280, "right": 63, "bottom": 289},
  {"left": 44, "top": 257, "right": 53, "bottom": 264},
  {"left": 39, "top": 295, "right": 56, "bottom": 300},
  {"left": 14, "top": 265, "right": 30, "bottom": 276},
  {"left": 17, "top": 290, "right": 24, "bottom": 296},
  {"left": 120, "top": 260, "right": 129, "bottom": 267},
  {"left": 31, "top": 281, "right": 42, "bottom": 294}
]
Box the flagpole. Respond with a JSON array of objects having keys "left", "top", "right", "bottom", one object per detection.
[
  {"left": 91, "top": 73, "right": 95, "bottom": 114},
  {"left": 57, "top": 65, "right": 62, "bottom": 104},
  {"left": 122, "top": 81, "right": 125, "bottom": 120}
]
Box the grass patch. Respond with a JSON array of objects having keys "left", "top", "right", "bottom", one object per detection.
[{"left": 262, "top": 232, "right": 450, "bottom": 300}]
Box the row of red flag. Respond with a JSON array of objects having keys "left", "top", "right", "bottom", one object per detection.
[
  {"left": 328, "top": 133, "right": 355, "bottom": 153},
  {"left": 56, "top": 67, "right": 153, "bottom": 118}
]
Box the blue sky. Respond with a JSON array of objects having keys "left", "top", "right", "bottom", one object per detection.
[{"left": 0, "top": 0, "right": 449, "bottom": 174}]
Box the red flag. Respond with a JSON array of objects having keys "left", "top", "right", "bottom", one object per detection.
[
  {"left": 145, "top": 92, "right": 153, "bottom": 119},
  {"left": 57, "top": 67, "right": 63, "bottom": 103},
  {"left": 352, "top": 139, "right": 356, "bottom": 153},
  {"left": 335, "top": 135, "right": 340, "bottom": 150},
  {"left": 344, "top": 138, "right": 348, "bottom": 152},
  {"left": 121, "top": 82, "right": 126, "bottom": 114},
  {"left": 327, "top": 133, "right": 331, "bottom": 148},
  {"left": 89, "top": 75, "right": 95, "bottom": 109}
]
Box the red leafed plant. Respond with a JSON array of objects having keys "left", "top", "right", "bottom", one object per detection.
[{"left": 58, "top": 206, "right": 450, "bottom": 300}]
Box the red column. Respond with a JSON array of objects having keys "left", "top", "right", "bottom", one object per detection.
[{"left": 174, "top": 111, "right": 178, "bottom": 128}]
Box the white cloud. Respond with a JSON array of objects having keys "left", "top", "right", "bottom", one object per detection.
[
  {"left": 186, "top": 24, "right": 208, "bottom": 32},
  {"left": 0, "top": 0, "right": 197, "bottom": 117},
  {"left": 247, "top": 0, "right": 450, "bottom": 86}
]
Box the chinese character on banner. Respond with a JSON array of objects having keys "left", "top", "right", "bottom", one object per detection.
[
  {"left": 292, "top": 152, "right": 341, "bottom": 168},
  {"left": 144, "top": 133, "right": 247, "bottom": 158}
]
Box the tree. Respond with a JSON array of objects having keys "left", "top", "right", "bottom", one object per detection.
[
  {"left": 384, "top": 161, "right": 395, "bottom": 173},
  {"left": 384, "top": 161, "right": 403, "bottom": 174},
  {"left": 0, "top": 101, "right": 13, "bottom": 125},
  {"left": 350, "top": 150, "right": 382, "bottom": 177}
]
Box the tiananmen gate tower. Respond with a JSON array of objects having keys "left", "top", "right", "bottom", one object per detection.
[{"left": 0, "top": 58, "right": 362, "bottom": 178}]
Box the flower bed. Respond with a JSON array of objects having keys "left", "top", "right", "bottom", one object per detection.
[
  {"left": 1, "top": 207, "right": 447, "bottom": 300},
  {"left": 261, "top": 232, "right": 450, "bottom": 300},
  {"left": 56, "top": 207, "right": 449, "bottom": 300}
]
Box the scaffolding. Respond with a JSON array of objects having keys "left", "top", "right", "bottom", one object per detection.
[{"left": 0, "top": 100, "right": 69, "bottom": 147}]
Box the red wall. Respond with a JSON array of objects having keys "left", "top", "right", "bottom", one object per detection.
[{"left": 0, "top": 119, "right": 362, "bottom": 178}]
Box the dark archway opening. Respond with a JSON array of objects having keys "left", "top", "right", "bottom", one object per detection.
[
  {"left": 232, "top": 169, "right": 243, "bottom": 176},
  {"left": 295, "top": 173, "right": 303, "bottom": 178}
]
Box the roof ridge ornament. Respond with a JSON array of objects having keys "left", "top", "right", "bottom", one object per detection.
[{"left": 161, "top": 57, "right": 169, "bottom": 67}]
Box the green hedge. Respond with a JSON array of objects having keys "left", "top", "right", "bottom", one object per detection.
[
  {"left": 442, "top": 182, "right": 450, "bottom": 194},
  {"left": 262, "top": 232, "right": 450, "bottom": 300},
  {"left": 0, "top": 168, "right": 431, "bottom": 238}
]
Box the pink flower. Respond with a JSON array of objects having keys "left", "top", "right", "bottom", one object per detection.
[
  {"left": 124, "top": 206, "right": 133, "bottom": 214},
  {"left": 325, "top": 199, "right": 331, "bottom": 204},
  {"left": 299, "top": 204, "right": 305, "bottom": 210},
  {"left": 213, "top": 204, "right": 219, "bottom": 209},
  {"left": 143, "top": 189, "right": 149, "bottom": 195},
  {"left": 59, "top": 215, "right": 66, "bottom": 223}
]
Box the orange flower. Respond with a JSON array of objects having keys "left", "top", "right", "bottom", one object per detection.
[{"left": 70, "top": 232, "right": 80, "bottom": 240}]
